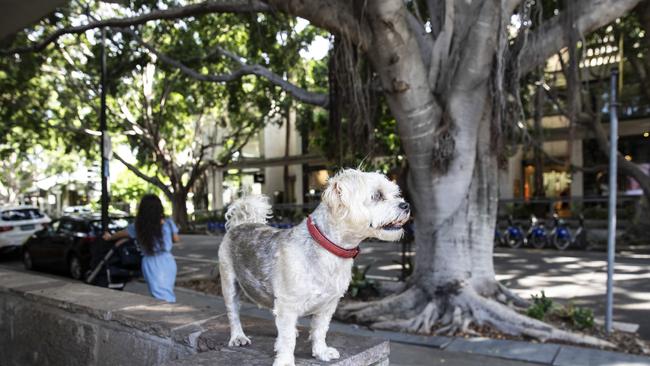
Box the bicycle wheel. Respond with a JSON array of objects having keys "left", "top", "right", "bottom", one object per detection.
[
  {"left": 505, "top": 232, "right": 524, "bottom": 249},
  {"left": 494, "top": 231, "right": 503, "bottom": 247},
  {"left": 573, "top": 229, "right": 588, "bottom": 249},
  {"left": 553, "top": 235, "right": 571, "bottom": 250},
  {"left": 530, "top": 235, "right": 547, "bottom": 249}
]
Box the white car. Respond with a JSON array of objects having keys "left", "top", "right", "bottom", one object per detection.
[{"left": 0, "top": 206, "right": 51, "bottom": 250}]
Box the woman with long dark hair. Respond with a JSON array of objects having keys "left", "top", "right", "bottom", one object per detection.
[{"left": 103, "top": 194, "right": 179, "bottom": 302}]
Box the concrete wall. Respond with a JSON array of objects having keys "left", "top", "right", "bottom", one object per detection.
[
  {"left": 0, "top": 270, "right": 194, "bottom": 366},
  {"left": 0, "top": 268, "right": 388, "bottom": 366}
]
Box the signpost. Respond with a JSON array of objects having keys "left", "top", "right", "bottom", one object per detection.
[{"left": 605, "top": 67, "right": 619, "bottom": 334}]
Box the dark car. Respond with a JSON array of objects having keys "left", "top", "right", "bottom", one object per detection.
[{"left": 22, "top": 215, "right": 131, "bottom": 280}]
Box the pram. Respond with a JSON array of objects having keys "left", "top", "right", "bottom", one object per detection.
[{"left": 85, "top": 238, "right": 142, "bottom": 290}]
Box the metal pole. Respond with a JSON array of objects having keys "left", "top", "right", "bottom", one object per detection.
[
  {"left": 100, "top": 28, "right": 109, "bottom": 232},
  {"left": 605, "top": 67, "right": 619, "bottom": 334}
]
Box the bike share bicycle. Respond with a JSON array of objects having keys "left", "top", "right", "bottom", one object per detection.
[
  {"left": 527, "top": 214, "right": 549, "bottom": 249},
  {"left": 502, "top": 216, "right": 527, "bottom": 248},
  {"left": 550, "top": 213, "right": 588, "bottom": 250}
]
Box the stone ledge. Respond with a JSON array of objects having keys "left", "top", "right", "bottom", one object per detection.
[
  {"left": 24, "top": 282, "right": 160, "bottom": 321},
  {"left": 164, "top": 338, "right": 389, "bottom": 366},
  {"left": 0, "top": 267, "right": 390, "bottom": 366},
  {"left": 177, "top": 315, "right": 390, "bottom": 365}
]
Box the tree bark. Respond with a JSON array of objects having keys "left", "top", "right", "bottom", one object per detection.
[{"left": 170, "top": 190, "right": 190, "bottom": 231}]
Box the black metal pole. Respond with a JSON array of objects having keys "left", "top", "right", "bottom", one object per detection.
[{"left": 100, "top": 27, "right": 109, "bottom": 232}]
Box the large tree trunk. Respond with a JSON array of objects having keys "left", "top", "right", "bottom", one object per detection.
[{"left": 338, "top": 0, "right": 611, "bottom": 347}]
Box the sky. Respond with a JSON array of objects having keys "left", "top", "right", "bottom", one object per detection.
[{"left": 295, "top": 17, "right": 330, "bottom": 60}]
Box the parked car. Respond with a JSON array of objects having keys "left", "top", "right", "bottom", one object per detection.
[
  {"left": 0, "top": 206, "right": 51, "bottom": 252},
  {"left": 22, "top": 215, "right": 131, "bottom": 280}
]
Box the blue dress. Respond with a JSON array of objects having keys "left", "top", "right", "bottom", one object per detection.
[{"left": 127, "top": 218, "right": 178, "bottom": 302}]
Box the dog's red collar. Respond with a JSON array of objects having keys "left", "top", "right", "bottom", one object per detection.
[{"left": 307, "top": 216, "right": 359, "bottom": 259}]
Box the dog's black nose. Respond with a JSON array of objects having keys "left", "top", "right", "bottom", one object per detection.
[{"left": 399, "top": 202, "right": 410, "bottom": 210}]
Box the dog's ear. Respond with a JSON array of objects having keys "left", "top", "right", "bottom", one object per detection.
[
  {"left": 322, "top": 180, "right": 342, "bottom": 209},
  {"left": 322, "top": 175, "right": 349, "bottom": 215}
]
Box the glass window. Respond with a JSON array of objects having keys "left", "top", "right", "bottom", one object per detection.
[
  {"left": 0, "top": 209, "right": 45, "bottom": 221},
  {"left": 58, "top": 220, "right": 75, "bottom": 233},
  {"left": 89, "top": 218, "right": 131, "bottom": 234}
]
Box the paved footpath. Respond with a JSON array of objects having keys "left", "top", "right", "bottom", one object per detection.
[
  {"left": 172, "top": 234, "right": 650, "bottom": 339},
  {"left": 124, "top": 281, "right": 650, "bottom": 366}
]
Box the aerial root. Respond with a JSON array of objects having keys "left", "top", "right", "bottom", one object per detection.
[
  {"left": 337, "top": 286, "right": 425, "bottom": 323},
  {"left": 452, "top": 289, "right": 614, "bottom": 348},
  {"left": 496, "top": 282, "right": 530, "bottom": 308},
  {"left": 372, "top": 301, "right": 439, "bottom": 333},
  {"left": 345, "top": 285, "right": 614, "bottom": 348}
]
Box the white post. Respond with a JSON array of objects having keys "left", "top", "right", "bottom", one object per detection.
[{"left": 605, "top": 67, "right": 619, "bottom": 334}]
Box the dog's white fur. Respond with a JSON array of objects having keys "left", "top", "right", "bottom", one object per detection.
[
  {"left": 218, "top": 169, "right": 410, "bottom": 366},
  {"left": 224, "top": 194, "right": 272, "bottom": 231}
]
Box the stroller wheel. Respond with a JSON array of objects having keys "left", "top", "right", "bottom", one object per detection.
[
  {"left": 23, "top": 249, "right": 34, "bottom": 270},
  {"left": 69, "top": 255, "right": 83, "bottom": 280}
]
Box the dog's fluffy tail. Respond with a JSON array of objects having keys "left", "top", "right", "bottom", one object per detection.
[{"left": 225, "top": 195, "right": 272, "bottom": 231}]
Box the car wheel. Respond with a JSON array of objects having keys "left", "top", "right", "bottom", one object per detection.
[
  {"left": 68, "top": 255, "right": 83, "bottom": 280},
  {"left": 23, "top": 249, "right": 34, "bottom": 270}
]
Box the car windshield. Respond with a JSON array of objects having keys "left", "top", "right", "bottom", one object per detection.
[
  {"left": 1, "top": 209, "right": 45, "bottom": 221},
  {"left": 89, "top": 218, "right": 131, "bottom": 234}
]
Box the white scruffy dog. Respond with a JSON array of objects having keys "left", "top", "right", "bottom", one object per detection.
[{"left": 218, "top": 169, "right": 410, "bottom": 366}]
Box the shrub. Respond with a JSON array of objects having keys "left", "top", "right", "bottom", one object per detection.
[
  {"left": 557, "top": 303, "right": 595, "bottom": 330},
  {"left": 526, "top": 291, "right": 553, "bottom": 320},
  {"left": 348, "top": 265, "right": 376, "bottom": 298}
]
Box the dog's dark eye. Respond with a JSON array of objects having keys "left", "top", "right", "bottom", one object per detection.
[{"left": 371, "top": 191, "right": 384, "bottom": 201}]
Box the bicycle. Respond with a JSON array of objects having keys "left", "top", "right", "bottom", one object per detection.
[
  {"left": 504, "top": 216, "right": 526, "bottom": 249},
  {"left": 494, "top": 228, "right": 504, "bottom": 247},
  {"left": 550, "top": 213, "right": 572, "bottom": 251},
  {"left": 572, "top": 214, "right": 588, "bottom": 250},
  {"left": 527, "top": 215, "right": 548, "bottom": 249},
  {"left": 205, "top": 221, "right": 226, "bottom": 236}
]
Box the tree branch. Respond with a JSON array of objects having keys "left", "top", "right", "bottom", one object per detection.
[
  {"left": 1, "top": 0, "right": 270, "bottom": 55},
  {"left": 124, "top": 28, "right": 329, "bottom": 107},
  {"left": 427, "top": 0, "right": 453, "bottom": 93},
  {"left": 405, "top": 11, "right": 433, "bottom": 70},
  {"left": 263, "top": 0, "right": 371, "bottom": 50},
  {"left": 519, "top": 0, "right": 642, "bottom": 75},
  {"left": 590, "top": 111, "right": 650, "bottom": 202},
  {"left": 114, "top": 153, "right": 173, "bottom": 198}
]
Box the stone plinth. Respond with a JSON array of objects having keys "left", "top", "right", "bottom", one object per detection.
[{"left": 0, "top": 267, "right": 389, "bottom": 366}]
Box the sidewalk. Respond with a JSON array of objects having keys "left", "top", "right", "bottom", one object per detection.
[
  {"left": 125, "top": 281, "right": 650, "bottom": 366},
  {"left": 171, "top": 234, "right": 650, "bottom": 339}
]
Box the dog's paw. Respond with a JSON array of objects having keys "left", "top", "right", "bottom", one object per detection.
[
  {"left": 313, "top": 346, "right": 340, "bottom": 362},
  {"left": 228, "top": 334, "right": 251, "bottom": 347},
  {"left": 272, "top": 354, "right": 295, "bottom": 366}
]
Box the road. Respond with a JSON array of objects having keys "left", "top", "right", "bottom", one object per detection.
[{"left": 2, "top": 233, "right": 649, "bottom": 339}]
